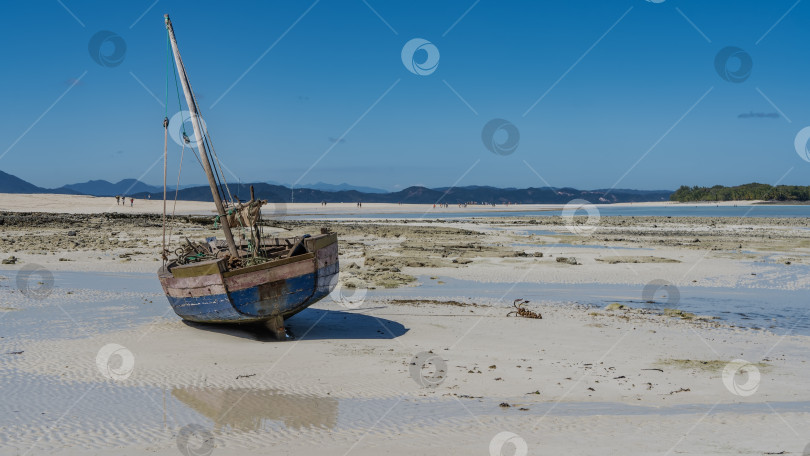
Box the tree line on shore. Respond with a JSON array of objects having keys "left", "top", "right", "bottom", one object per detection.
[{"left": 670, "top": 183, "right": 810, "bottom": 202}]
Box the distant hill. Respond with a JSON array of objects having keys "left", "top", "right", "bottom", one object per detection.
[
  {"left": 300, "top": 182, "right": 387, "bottom": 194},
  {"left": 266, "top": 180, "right": 388, "bottom": 193},
  {"left": 59, "top": 179, "right": 162, "bottom": 196},
  {"left": 0, "top": 171, "right": 195, "bottom": 196},
  {"left": 0, "top": 170, "right": 48, "bottom": 194},
  {"left": 0, "top": 170, "right": 81, "bottom": 195},
  {"left": 0, "top": 169, "right": 673, "bottom": 204},
  {"left": 671, "top": 183, "right": 810, "bottom": 202},
  {"left": 132, "top": 182, "right": 672, "bottom": 204}
]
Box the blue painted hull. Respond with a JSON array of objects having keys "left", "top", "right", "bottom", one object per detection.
[{"left": 167, "top": 264, "right": 337, "bottom": 323}]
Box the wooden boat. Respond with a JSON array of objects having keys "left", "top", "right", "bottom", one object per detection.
[
  {"left": 158, "top": 233, "right": 338, "bottom": 328},
  {"left": 158, "top": 15, "right": 338, "bottom": 339}
]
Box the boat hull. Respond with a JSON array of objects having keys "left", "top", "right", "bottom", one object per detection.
[{"left": 158, "top": 233, "right": 339, "bottom": 324}]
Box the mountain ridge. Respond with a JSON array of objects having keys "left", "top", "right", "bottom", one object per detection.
[
  {"left": 59, "top": 179, "right": 163, "bottom": 196},
  {"left": 0, "top": 170, "right": 673, "bottom": 204},
  {"left": 131, "top": 182, "right": 671, "bottom": 204}
]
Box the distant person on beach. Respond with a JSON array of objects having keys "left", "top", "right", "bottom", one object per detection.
[
  {"left": 115, "top": 195, "right": 120, "bottom": 205},
  {"left": 130, "top": 198, "right": 134, "bottom": 207}
]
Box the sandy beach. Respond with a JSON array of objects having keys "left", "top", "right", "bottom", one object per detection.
[
  {"left": 0, "top": 192, "right": 767, "bottom": 216},
  {"left": 2, "top": 194, "right": 810, "bottom": 455}
]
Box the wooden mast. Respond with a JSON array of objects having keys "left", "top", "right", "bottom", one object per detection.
[{"left": 165, "top": 14, "right": 239, "bottom": 259}]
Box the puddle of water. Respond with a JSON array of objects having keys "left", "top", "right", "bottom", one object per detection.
[
  {"left": 516, "top": 229, "right": 573, "bottom": 236},
  {"left": 374, "top": 276, "right": 810, "bottom": 335},
  {"left": 0, "top": 271, "right": 167, "bottom": 340}
]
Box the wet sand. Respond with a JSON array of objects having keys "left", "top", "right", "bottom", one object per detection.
[{"left": 1, "top": 194, "right": 809, "bottom": 455}]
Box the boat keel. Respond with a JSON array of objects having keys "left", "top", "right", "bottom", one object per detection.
[{"left": 265, "top": 315, "right": 287, "bottom": 341}]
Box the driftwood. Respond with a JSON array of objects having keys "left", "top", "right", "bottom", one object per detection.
[{"left": 506, "top": 299, "right": 542, "bottom": 319}]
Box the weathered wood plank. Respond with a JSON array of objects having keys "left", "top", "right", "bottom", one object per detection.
[
  {"left": 316, "top": 244, "right": 338, "bottom": 268},
  {"left": 224, "top": 257, "right": 315, "bottom": 292},
  {"left": 166, "top": 284, "right": 228, "bottom": 298},
  {"left": 222, "top": 253, "right": 315, "bottom": 278},
  {"left": 170, "top": 258, "right": 226, "bottom": 278},
  {"left": 161, "top": 272, "right": 224, "bottom": 289},
  {"left": 305, "top": 233, "right": 338, "bottom": 252}
]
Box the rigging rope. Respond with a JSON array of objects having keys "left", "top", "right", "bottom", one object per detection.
[
  {"left": 164, "top": 41, "right": 205, "bottom": 174},
  {"left": 207, "top": 136, "right": 230, "bottom": 205},
  {"left": 164, "top": 30, "right": 170, "bottom": 120},
  {"left": 162, "top": 116, "right": 168, "bottom": 264},
  {"left": 204, "top": 128, "right": 235, "bottom": 206},
  {"left": 164, "top": 29, "right": 199, "bottom": 255},
  {"left": 171, "top": 46, "right": 232, "bottom": 207},
  {"left": 186, "top": 87, "right": 228, "bottom": 206},
  {"left": 163, "top": 25, "right": 256, "bottom": 265},
  {"left": 171, "top": 51, "right": 188, "bottom": 142},
  {"left": 166, "top": 141, "right": 187, "bottom": 250},
  {"left": 162, "top": 30, "right": 170, "bottom": 264}
]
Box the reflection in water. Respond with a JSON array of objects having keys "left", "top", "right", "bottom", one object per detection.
[{"left": 172, "top": 387, "right": 339, "bottom": 432}]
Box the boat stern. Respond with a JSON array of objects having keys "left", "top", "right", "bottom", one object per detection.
[{"left": 305, "top": 232, "right": 340, "bottom": 303}]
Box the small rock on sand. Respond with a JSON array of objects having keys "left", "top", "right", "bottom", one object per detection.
[
  {"left": 556, "top": 256, "right": 578, "bottom": 265},
  {"left": 605, "top": 303, "right": 628, "bottom": 311}
]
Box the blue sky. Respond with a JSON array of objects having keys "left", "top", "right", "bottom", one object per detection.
[{"left": 1, "top": 0, "right": 808, "bottom": 191}]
